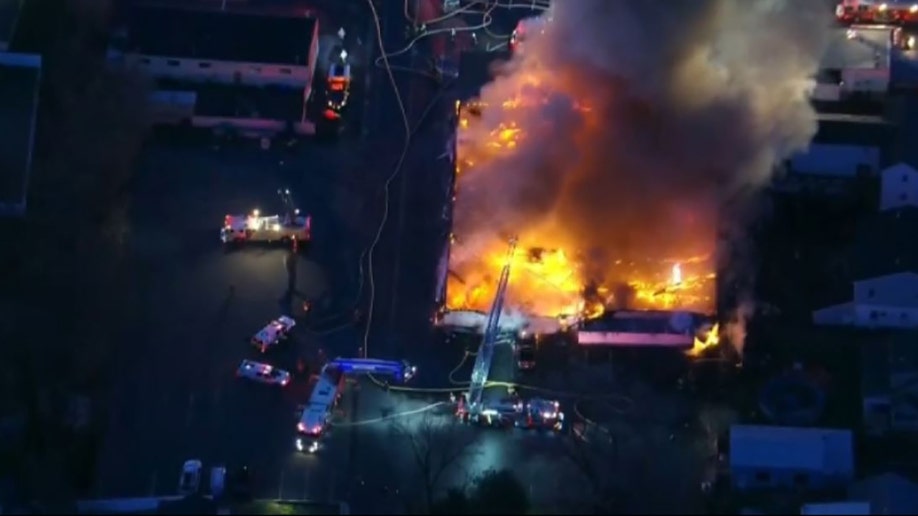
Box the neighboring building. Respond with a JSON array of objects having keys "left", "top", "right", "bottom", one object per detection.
[
  {"left": 848, "top": 472, "right": 918, "bottom": 514},
  {"left": 812, "top": 165, "right": 918, "bottom": 328},
  {"left": 787, "top": 113, "right": 893, "bottom": 179},
  {"left": 110, "top": 4, "right": 319, "bottom": 137},
  {"left": 861, "top": 331, "right": 918, "bottom": 435},
  {"left": 800, "top": 501, "right": 871, "bottom": 515},
  {"left": 879, "top": 162, "right": 918, "bottom": 210},
  {"left": 0, "top": 0, "right": 21, "bottom": 51},
  {"left": 0, "top": 51, "right": 41, "bottom": 217},
  {"left": 729, "top": 424, "right": 855, "bottom": 491},
  {"left": 813, "top": 272, "right": 918, "bottom": 327},
  {"left": 577, "top": 311, "right": 708, "bottom": 349}
]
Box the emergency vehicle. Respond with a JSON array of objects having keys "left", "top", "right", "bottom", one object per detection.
[
  {"left": 296, "top": 366, "right": 345, "bottom": 454},
  {"left": 251, "top": 316, "right": 296, "bottom": 353},
  {"left": 836, "top": 1, "right": 918, "bottom": 25},
  {"left": 323, "top": 62, "right": 351, "bottom": 121},
  {"left": 456, "top": 395, "right": 564, "bottom": 432},
  {"left": 221, "top": 189, "right": 311, "bottom": 249},
  {"left": 236, "top": 360, "right": 291, "bottom": 386},
  {"left": 509, "top": 16, "right": 550, "bottom": 53},
  {"left": 295, "top": 357, "right": 419, "bottom": 453}
]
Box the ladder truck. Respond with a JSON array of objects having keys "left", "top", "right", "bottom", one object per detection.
[
  {"left": 221, "top": 188, "right": 311, "bottom": 250},
  {"left": 455, "top": 238, "right": 564, "bottom": 432}
]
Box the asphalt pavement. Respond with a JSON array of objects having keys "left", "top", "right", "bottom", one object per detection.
[{"left": 93, "top": 142, "right": 368, "bottom": 500}]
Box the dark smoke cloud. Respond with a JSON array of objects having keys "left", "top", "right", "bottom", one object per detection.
[{"left": 455, "top": 0, "right": 831, "bottom": 281}]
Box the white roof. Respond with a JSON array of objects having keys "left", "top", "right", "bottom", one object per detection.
[
  {"left": 801, "top": 502, "right": 870, "bottom": 515},
  {"left": 730, "top": 425, "right": 854, "bottom": 475},
  {"left": 300, "top": 404, "right": 329, "bottom": 429},
  {"left": 255, "top": 325, "right": 279, "bottom": 342},
  {"left": 308, "top": 371, "right": 339, "bottom": 407}
]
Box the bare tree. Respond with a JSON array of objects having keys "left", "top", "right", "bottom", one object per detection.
[
  {"left": 561, "top": 407, "right": 722, "bottom": 514},
  {"left": 390, "top": 412, "right": 480, "bottom": 512},
  {"left": 4, "top": 0, "right": 151, "bottom": 500}
]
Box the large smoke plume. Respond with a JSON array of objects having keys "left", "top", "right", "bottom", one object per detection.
[{"left": 454, "top": 0, "right": 831, "bottom": 321}]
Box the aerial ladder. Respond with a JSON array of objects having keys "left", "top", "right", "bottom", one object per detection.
[
  {"left": 277, "top": 188, "right": 298, "bottom": 225},
  {"left": 465, "top": 237, "right": 518, "bottom": 417}
]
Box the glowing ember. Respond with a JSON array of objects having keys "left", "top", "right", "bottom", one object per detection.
[{"left": 687, "top": 323, "right": 720, "bottom": 357}]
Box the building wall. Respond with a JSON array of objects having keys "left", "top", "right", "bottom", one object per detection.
[
  {"left": 880, "top": 163, "right": 918, "bottom": 210},
  {"left": 790, "top": 143, "right": 880, "bottom": 176},
  {"left": 854, "top": 273, "right": 918, "bottom": 306},
  {"left": 732, "top": 466, "right": 848, "bottom": 491},
  {"left": 852, "top": 304, "right": 918, "bottom": 327},
  {"left": 118, "top": 54, "right": 314, "bottom": 89}
]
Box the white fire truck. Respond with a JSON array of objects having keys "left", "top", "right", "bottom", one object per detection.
[{"left": 221, "top": 189, "right": 311, "bottom": 249}]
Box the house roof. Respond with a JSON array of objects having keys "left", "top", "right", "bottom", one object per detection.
[
  {"left": 850, "top": 207, "right": 918, "bottom": 280},
  {"left": 810, "top": 112, "right": 896, "bottom": 147},
  {"left": 729, "top": 424, "right": 854, "bottom": 474},
  {"left": 457, "top": 50, "right": 511, "bottom": 102},
  {"left": 126, "top": 5, "right": 316, "bottom": 66},
  {"left": 849, "top": 472, "right": 918, "bottom": 515},
  {"left": 0, "top": 52, "right": 40, "bottom": 217}
]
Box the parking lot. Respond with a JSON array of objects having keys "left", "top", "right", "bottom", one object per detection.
[{"left": 92, "top": 142, "right": 371, "bottom": 499}]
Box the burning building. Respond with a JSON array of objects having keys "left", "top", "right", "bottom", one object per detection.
[{"left": 436, "top": 1, "right": 832, "bottom": 349}]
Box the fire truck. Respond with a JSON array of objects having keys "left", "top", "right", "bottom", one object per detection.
[
  {"left": 836, "top": 1, "right": 918, "bottom": 25},
  {"left": 221, "top": 188, "right": 311, "bottom": 249},
  {"left": 456, "top": 394, "right": 564, "bottom": 432}
]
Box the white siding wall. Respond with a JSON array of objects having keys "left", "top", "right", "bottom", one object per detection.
[
  {"left": 114, "top": 54, "right": 314, "bottom": 88},
  {"left": 852, "top": 305, "right": 918, "bottom": 327},
  {"left": 790, "top": 144, "right": 879, "bottom": 177},
  {"left": 854, "top": 273, "right": 918, "bottom": 306},
  {"left": 880, "top": 163, "right": 918, "bottom": 210}
]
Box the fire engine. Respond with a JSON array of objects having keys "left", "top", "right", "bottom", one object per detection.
[
  {"left": 456, "top": 394, "right": 564, "bottom": 432},
  {"left": 221, "top": 188, "right": 311, "bottom": 249},
  {"left": 836, "top": 1, "right": 918, "bottom": 25}
]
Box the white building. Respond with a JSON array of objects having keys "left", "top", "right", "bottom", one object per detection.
[
  {"left": 111, "top": 5, "right": 319, "bottom": 90},
  {"left": 879, "top": 163, "right": 918, "bottom": 211},
  {"left": 813, "top": 272, "right": 918, "bottom": 328},
  {"left": 110, "top": 5, "right": 319, "bottom": 137},
  {"left": 729, "top": 424, "right": 855, "bottom": 491},
  {"left": 813, "top": 162, "right": 918, "bottom": 327}
]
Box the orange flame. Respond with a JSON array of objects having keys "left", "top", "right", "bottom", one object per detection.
[{"left": 448, "top": 99, "right": 716, "bottom": 318}]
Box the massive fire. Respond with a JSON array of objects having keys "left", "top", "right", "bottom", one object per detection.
[{"left": 446, "top": 100, "right": 717, "bottom": 318}]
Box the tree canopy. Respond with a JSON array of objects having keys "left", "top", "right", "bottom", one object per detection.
[{"left": 431, "top": 468, "right": 530, "bottom": 515}]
